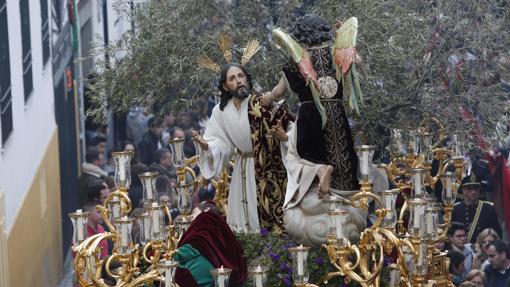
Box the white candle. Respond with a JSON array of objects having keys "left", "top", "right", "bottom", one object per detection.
[
  {"left": 385, "top": 196, "right": 393, "bottom": 220},
  {"left": 413, "top": 205, "right": 421, "bottom": 231},
  {"left": 218, "top": 266, "right": 225, "bottom": 287},
  {"left": 121, "top": 219, "right": 128, "bottom": 246},
  {"left": 335, "top": 213, "right": 343, "bottom": 240},
  {"left": 76, "top": 209, "right": 84, "bottom": 241},
  {"left": 165, "top": 266, "right": 172, "bottom": 287},
  {"left": 144, "top": 217, "right": 151, "bottom": 241},
  {"left": 152, "top": 203, "right": 160, "bottom": 235},
  {"left": 119, "top": 156, "right": 126, "bottom": 182},
  {"left": 361, "top": 150, "right": 369, "bottom": 176},
  {"left": 112, "top": 200, "right": 120, "bottom": 219},
  {"left": 145, "top": 178, "right": 153, "bottom": 200},
  {"left": 413, "top": 173, "right": 422, "bottom": 196},
  {"left": 446, "top": 175, "right": 452, "bottom": 199},
  {"left": 255, "top": 266, "right": 263, "bottom": 287},
  {"left": 297, "top": 247, "right": 304, "bottom": 276},
  {"left": 426, "top": 212, "right": 433, "bottom": 235}
]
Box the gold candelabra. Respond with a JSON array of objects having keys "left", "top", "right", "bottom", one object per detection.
[
  {"left": 70, "top": 137, "right": 202, "bottom": 286},
  {"left": 321, "top": 121, "right": 465, "bottom": 287}
]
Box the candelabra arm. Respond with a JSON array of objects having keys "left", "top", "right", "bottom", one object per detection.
[
  {"left": 143, "top": 241, "right": 162, "bottom": 264},
  {"left": 351, "top": 187, "right": 381, "bottom": 209},
  {"left": 398, "top": 199, "right": 408, "bottom": 234},
  {"left": 185, "top": 155, "right": 198, "bottom": 166},
  {"left": 322, "top": 271, "right": 344, "bottom": 285},
  {"left": 98, "top": 190, "right": 133, "bottom": 233},
  {"left": 163, "top": 205, "right": 173, "bottom": 226},
  {"left": 85, "top": 233, "right": 114, "bottom": 257}
]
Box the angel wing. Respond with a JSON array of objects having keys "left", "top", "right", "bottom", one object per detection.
[
  {"left": 333, "top": 17, "right": 363, "bottom": 115},
  {"left": 272, "top": 28, "right": 327, "bottom": 128}
]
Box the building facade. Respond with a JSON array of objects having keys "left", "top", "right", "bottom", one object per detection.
[{"left": 0, "top": 0, "right": 131, "bottom": 285}]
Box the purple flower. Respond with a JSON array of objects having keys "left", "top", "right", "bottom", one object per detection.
[
  {"left": 314, "top": 256, "right": 325, "bottom": 265},
  {"left": 269, "top": 251, "right": 281, "bottom": 262},
  {"left": 260, "top": 227, "right": 269, "bottom": 237},
  {"left": 283, "top": 274, "right": 292, "bottom": 287},
  {"left": 280, "top": 261, "right": 293, "bottom": 273}
]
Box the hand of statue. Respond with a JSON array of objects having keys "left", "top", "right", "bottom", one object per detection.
[
  {"left": 260, "top": 92, "right": 274, "bottom": 107},
  {"left": 268, "top": 120, "right": 288, "bottom": 142},
  {"left": 192, "top": 131, "right": 209, "bottom": 151}
]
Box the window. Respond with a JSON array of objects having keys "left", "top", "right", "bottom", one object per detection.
[
  {"left": 0, "top": 0, "right": 13, "bottom": 144},
  {"left": 40, "top": 0, "right": 50, "bottom": 64},
  {"left": 20, "top": 0, "right": 33, "bottom": 101}
]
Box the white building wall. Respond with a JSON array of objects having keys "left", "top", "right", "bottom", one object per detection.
[{"left": 0, "top": 0, "right": 56, "bottom": 231}]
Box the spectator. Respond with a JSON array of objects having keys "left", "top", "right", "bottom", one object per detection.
[
  {"left": 150, "top": 148, "right": 177, "bottom": 179},
  {"left": 177, "top": 111, "right": 196, "bottom": 131},
  {"left": 83, "top": 201, "right": 109, "bottom": 259},
  {"left": 126, "top": 107, "right": 149, "bottom": 145},
  {"left": 138, "top": 116, "right": 165, "bottom": 165},
  {"left": 448, "top": 250, "right": 466, "bottom": 286},
  {"left": 474, "top": 228, "right": 502, "bottom": 270},
  {"left": 466, "top": 269, "right": 487, "bottom": 286},
  {"left": 87, "top": 182, "right": 111, "bottom": 205},
  {"left": 123, "top": 141, "right": 140, "bottom": 165},
  {"left": 449, "top": 222, "right": 476, "bottom": 276},
  {"left": 452, "top": 173, "right": 502, "bottom": 244},
  {"left": 156, "top": 175, "right": 177, "bottom": 207},
  {"left": 79, "top": 147, "right": 109, "bottom": 206},
  {"left": 174, "top": 201, "right": 247, "bottom": 286},
  {"left": 484, "top": 240, "right": 510, "bottom": 286},
  {"left": 93, "top": 134, "right": 107, "bottom": 157}
]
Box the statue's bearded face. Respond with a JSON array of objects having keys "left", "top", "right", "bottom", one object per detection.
[{"left": 222, "top": 66, "right": 249, "bottom": 99}]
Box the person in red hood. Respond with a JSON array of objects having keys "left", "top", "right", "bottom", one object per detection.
[{"left": 174, "top": 201, "right": 247, "bottom": 287}]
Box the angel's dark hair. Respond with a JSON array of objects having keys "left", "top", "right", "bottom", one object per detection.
[
  {"left": 217, "top": 63, "right": 253, "bottom": 111},
  {"left": 290, "top": 14, "right": 333, "bottom": 46}
]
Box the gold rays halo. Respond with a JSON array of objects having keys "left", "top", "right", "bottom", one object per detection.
[{"left": 197, "top": 33, "right": 261, "bottom": 72}]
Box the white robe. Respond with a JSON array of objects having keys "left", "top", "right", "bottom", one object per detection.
[{"left": 198, "top": 98, "right": 260, "bottom": 232}]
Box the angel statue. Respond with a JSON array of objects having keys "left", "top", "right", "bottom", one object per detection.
[{"left": 264, "top": 14, "right": 388, "bottom": 246}]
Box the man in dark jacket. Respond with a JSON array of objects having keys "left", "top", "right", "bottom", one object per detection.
[{"left": 138, "top": 116, "right": 165, "bottom": 165}]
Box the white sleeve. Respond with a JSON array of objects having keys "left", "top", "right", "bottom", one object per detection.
[{"left": 198, "top": 107, "right": 234, "bottom": 179}]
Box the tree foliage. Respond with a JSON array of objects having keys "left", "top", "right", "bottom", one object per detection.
[{"left": 89, "top": 0, "right": 510, "bottom": 150}]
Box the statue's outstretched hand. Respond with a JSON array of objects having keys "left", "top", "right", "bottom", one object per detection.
[
  {"left": 260, "top": 92, "right": 274, "bottom": 107},
  {"left": 268, "top": 120, "right": 288, "bottom": 142},
  {"left": 192, "top": 131, "right": 209, "bottom": 151}
]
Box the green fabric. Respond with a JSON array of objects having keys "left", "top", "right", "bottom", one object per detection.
[{"left": 175, "top": 244, "right": 215, "bottom": 287}]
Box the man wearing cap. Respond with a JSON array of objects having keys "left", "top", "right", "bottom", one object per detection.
[{"left": 452, "top": 173, "right": 502, "bottom": 244}]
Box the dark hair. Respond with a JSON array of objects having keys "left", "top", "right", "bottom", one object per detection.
[
  {"left": 155, "top": 175, "right": 170, "bottom": 193},
  {"left": 217, "top": 63, "right": 253, "bottom": 111},
  {"left": 155, "top": 148, "right": 171, "bottom": 164},
  {"left": 448, "top": 222, "right": 467, "bottom": 237},
  {"left": 290, "top": 14, "right": 333, "bottom": 46},
  {"left": 447, "top": 250, "right": 465, "bottom": 272},
  {"left": 87, "top": 182, "right": 107, "bottom": 202},
  {"left": 148, "top": 116, "right": 163, "bottom": 128},
  {"left": 83, "top": 200, "right": 100, "bottom": 212},
  {"left": 487, "top": 240, "right": 509, "bottom": 258},
  {"left": 94, "top": 133, "right": 107, "bottom": 144},
  {"left": 85, "top": 147, "right": 100, "bottom": 163},
  {"left": 131, "top": 163, "right": 149, "bottom": 186}
]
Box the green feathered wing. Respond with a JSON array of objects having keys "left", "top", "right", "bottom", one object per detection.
[
  {"left": 333, "top": 17, "right": 363, "bottom": 115},
  {"left": 272, "top": 28, "right": 328, "bottom": 128}
]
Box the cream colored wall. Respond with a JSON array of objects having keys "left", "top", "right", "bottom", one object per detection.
[{"left": 6, "top": 129, "right": 63, "bottom": 287}]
